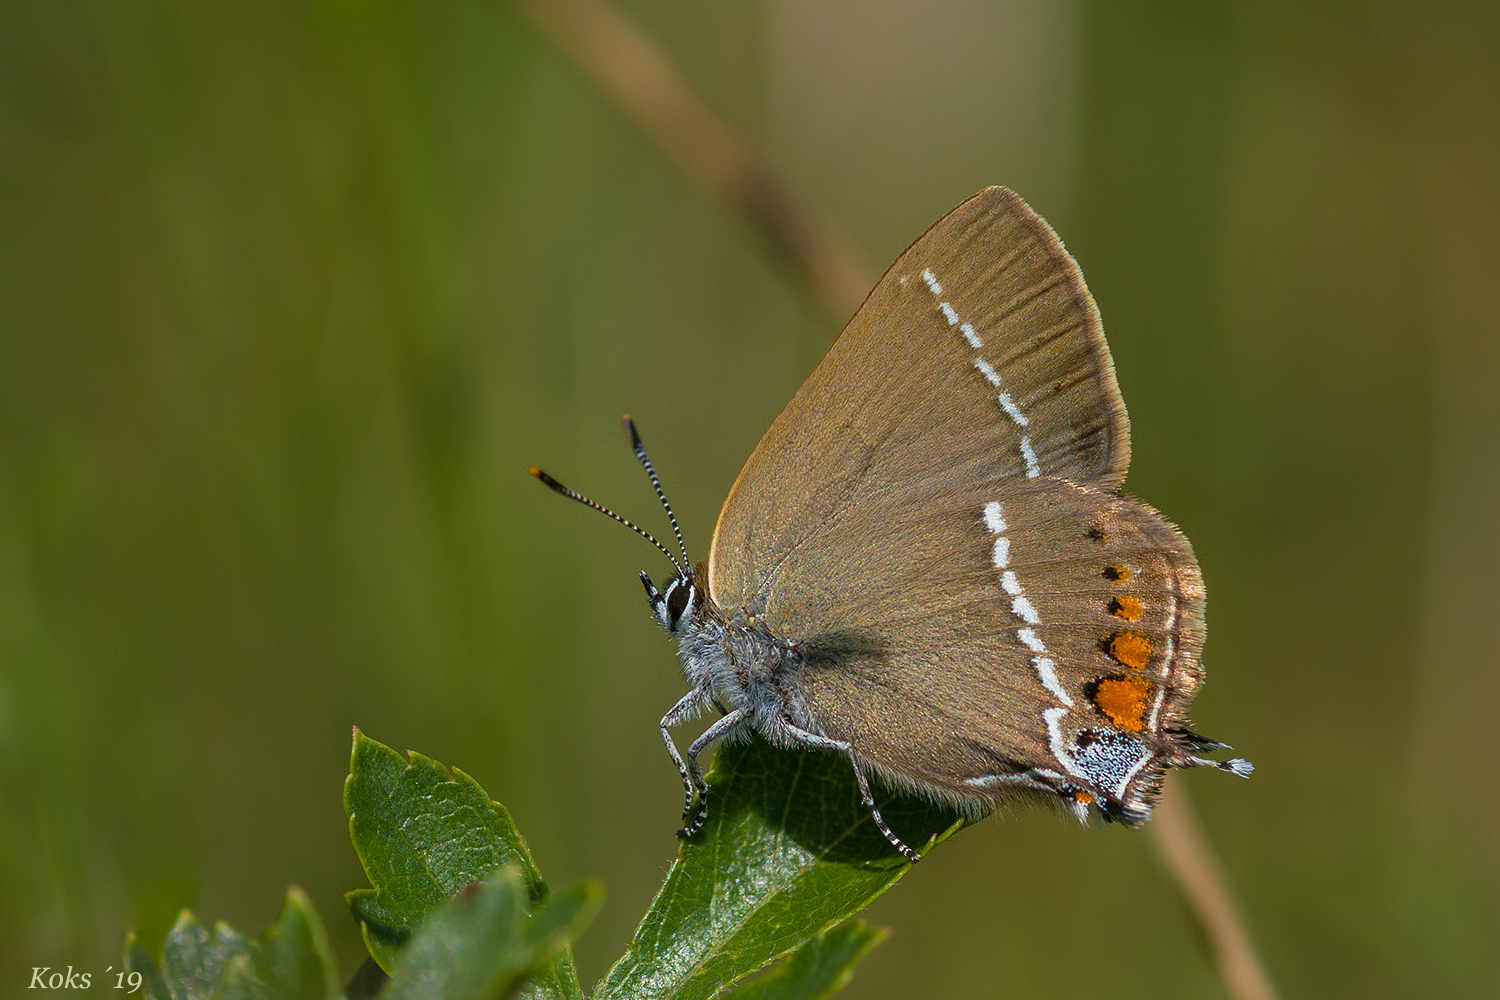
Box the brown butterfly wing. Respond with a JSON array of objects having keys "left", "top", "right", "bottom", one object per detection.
[
  {"left": 709, "top": 186, "right": 1129, "bottom": 617},
  {"left": 783, "top": 476, "right": 1204, "bottom": 817},
  {"left": 707, "top": 187, "right": 1204, "bottom": 817}
]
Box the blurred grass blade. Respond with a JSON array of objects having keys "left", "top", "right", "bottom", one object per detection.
[
  {"left": 342, "top": 729, "right": 585, "bottom": 999},
  {"left": 514, "top": 0, "right": 870, "bottom": 319},
  {"left": 1150, "top": 782, "right": 1279, "bottom": 1000},
  {"left": 723, "top": 921, "right": 887, "bottom": 1000},
  {"left": 593, "top": 735, "right": 964, "bottom": 1000},
  {"left": 377, "top": 867, "right": 602, "bottom": 1000}
]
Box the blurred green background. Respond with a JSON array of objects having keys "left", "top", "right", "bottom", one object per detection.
[{"left": 2, "top": 0, "right": 1496, "bottom": 997}]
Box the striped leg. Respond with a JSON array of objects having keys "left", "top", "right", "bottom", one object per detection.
[
  {"left": 660, "top": 688, "right": 709, "bottom": 823},
  {"left": 678, "top": 709, "right": 749, "bottom": 838},
  {"left": 782, "top": 723, "right": 921, "bottom": 863}
]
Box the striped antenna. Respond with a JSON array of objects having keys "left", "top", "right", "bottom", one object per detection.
[
  {"left": 623, "top": 415, "right": 691, "bottom": 568},
  {"left": 529, "top": 467, "right": 683, "bottom": 574}
]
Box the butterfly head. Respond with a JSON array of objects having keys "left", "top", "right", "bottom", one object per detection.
[{"left": 642, "top": 569, "right": 705, "bottom": 635}]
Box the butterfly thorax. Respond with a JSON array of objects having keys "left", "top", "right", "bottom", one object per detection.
[{"left": 645, "top": 567, "right": 816, "bottom": 743}]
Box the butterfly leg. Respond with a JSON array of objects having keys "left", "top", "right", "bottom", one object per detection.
[
  {"left": 782, "top": 723, "right": 922, "bottom": 863},
  {"left": 661, "top": 689, "right": 711, "bottom": 826},
  {"left": 678, "top": 708, "right": 750, "bottom": 839}
]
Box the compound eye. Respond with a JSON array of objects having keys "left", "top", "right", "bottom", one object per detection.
[{"left": 666, "top": 582, "right": 693, "bottom": 625}]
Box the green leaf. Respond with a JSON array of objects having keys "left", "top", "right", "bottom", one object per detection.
[
  {"left": 341, "top": 959, "right": 391, "bottom": 1000},
  {"left": 126, "top": 889, "right": 338, "bottom": 1000},
  {"left": 723, "top": 921, "right": 887, "bottom": 1000},
  {"left": 377, "top": 867, "right": 602, "bottom": 1000},
  {"left": 124, "top": 935, "right": 172, "bottom": 1000},
  {"left": 343, "top": 729, "right": 586, "bottom": 1000},
  {"left": 126, "top": 909, "right": 250, "bottom": 1000},
  {"left": 343, "top": 728, "right": 545, "bottom": 928},
  {"left": 216, "top": 887, "right": 340, "bottom": 1000},
  {"left": 594, "top": 734, "right": 966, "bottom": 1000}
]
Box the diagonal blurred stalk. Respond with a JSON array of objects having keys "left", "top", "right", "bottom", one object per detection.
[
  {"left": 514, "top": 1, "right": 1278, "bottom": 997},
  {"left": 513, "top": 0, "right": 871, "bottom": 322},
  {"left": 1151, "top": 781, "right": 1278, "bottom": 1000}
]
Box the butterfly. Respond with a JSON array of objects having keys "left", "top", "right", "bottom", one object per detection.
[{"left": 533, "top": 187, "right": 1249, "bottom": 862}]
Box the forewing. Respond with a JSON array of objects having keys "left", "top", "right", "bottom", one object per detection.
[{"left": 709, "top": 186, "right": 1130, "bottom": 615}]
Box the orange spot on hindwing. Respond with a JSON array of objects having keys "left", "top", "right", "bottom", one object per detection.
[
  {"left": 1091, "top": 676, "right": 1154, "bottom": 731},
  {"left": 1107, "top": 631, "right": 1152, "bottom": 670},
  {"left": 1103, "top": 564, "right": 1133, "bottom": 582},
  {"left": 1108, "top": 595, "right": 1144, "bottom": 622}
]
